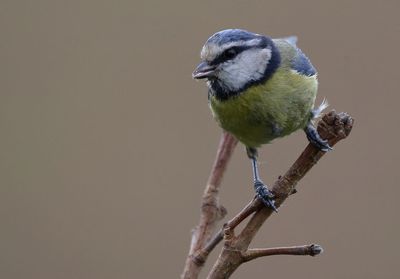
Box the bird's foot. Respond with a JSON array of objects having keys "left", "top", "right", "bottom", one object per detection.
[
  {"left": 254, "top": 180, "right": 278, "bottom": 212},
  {"left": 305, "top": 123, "right": 332, "bottom": 152}
]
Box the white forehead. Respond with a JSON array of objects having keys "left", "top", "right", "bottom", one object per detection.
[{"left": 200, "top": 38, "right": 262, "bottom": 62}]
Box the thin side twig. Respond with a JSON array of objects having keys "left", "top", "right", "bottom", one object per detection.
[
  {"left": 242, "top": 244, "right": 323, "bottom": 262},
  {"left": 181, "top": 132, "right": 238, "bottom": 279}
]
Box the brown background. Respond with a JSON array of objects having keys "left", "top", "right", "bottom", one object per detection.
[{"left": 1, "top": 0, "right": 399, "bottom": 278}]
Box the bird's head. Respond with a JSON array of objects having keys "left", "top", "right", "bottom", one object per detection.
[{"left": 193, "top": 29, "right": 280, "bottom": 100}]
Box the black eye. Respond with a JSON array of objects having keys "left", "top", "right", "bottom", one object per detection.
[{"left": 223, "top": 48, "right": 237, "bottom": 60}]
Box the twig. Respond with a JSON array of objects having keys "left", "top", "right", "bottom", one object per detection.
[
  {"left": 181, "top": 132, "right": 238, "bottom": 279},
  {"left": 242, "top": 244, "right": 323, "bottom": 262}
]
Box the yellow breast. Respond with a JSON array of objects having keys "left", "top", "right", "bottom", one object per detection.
[{"left": 209, "top": 68, "right": 318, "bottom": 147}]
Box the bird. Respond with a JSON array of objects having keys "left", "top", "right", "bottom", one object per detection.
[{"left": 192, "top": 29, "right": 331, "bottom": 211}]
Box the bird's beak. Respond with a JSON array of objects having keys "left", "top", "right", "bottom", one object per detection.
[{"left": 192, "top": 61, "right": 217, "bottom": 79}]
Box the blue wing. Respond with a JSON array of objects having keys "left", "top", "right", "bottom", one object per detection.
[
  {"left": 277, "top": 36, "right": 317, "bottom": 76},
  {"left": 291, "top": 48, "right": 317, "bottom": 76},
  {"left": 291, "top": 46, "right": 317, "bottom": 76}
]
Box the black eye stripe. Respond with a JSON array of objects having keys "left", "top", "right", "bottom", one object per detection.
[{"left": 210, "top": 45, "right": 252, "bottom": 65}]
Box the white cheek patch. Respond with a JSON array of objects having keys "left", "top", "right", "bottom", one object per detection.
[{"left": 218, "top": 48, "right": 272, "bottom": 91}]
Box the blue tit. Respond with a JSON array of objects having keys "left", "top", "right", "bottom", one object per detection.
[{"left": 192, "top": 29, "right": 331, "bottom": 211}]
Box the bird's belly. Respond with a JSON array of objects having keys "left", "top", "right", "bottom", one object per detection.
[
  {"left": 225, "top": 116, "right": 277, "bottom": 148},
  {"left": 210, "top": 100, "right": 284, "bottom": 147},
  {"left": 209, "top": 71, "right": 318, "bottom": 147}
]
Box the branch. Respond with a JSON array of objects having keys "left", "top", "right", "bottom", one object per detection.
[
  {"left": 181, "top": 132, "right": 238, "bottom": 279},
  {"left": 207, "top": 111, "right": 354, "bottom": 279},
  {"left": 242, "top": 244, "right": 323, "bottom": 262}
]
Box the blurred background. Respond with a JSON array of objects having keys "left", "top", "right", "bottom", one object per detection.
[{"left": 1, "top": 0, "right": 399, "bottom": 278}]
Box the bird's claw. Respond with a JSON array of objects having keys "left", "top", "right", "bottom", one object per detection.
[
  {"left": 305, "top": 123, "right": 332, "bottom": 152},
  {"left": 254, "top": 180, "right": 278, "bottom": 212}
]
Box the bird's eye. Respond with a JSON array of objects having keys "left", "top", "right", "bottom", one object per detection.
[{"left": 223, "top": 48, "right": 237, "bottom": 60}]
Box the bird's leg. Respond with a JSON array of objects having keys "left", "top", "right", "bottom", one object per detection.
[{"left": 246, "top": 147, "right": 278, "bottom": 212}]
